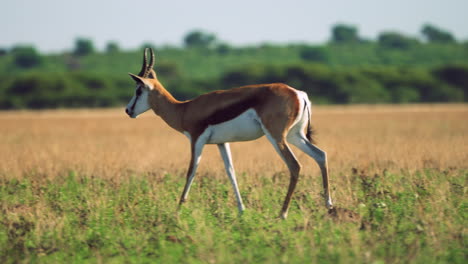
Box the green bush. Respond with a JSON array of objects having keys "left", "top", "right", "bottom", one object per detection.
[
  {"left": 1, "top": 38, "right": 468, "bottom": 109},
  {"left": 300, "top": 46, "right": 329, "bottom": 62},
  {"left": 12, "top": 46, "right": 43, "bottom": 69},
  {"left": 378, "top": 32, "right": 419, "bottom": 50}
]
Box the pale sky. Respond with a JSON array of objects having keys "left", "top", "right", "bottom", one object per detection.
[{"left": 1, "top": 0, "right": 467, "bottom": 53}]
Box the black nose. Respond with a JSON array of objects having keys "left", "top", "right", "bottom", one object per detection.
[{"left": 125, "top": 108, "right": 131, "bottom": 115}]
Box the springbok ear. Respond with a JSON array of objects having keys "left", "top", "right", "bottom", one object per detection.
[
  {"left": 129, "top": 73, "right": 144, "bottom": 84},
  {"left": 129, "top": 73, "right": 153, "bottom": 89}
]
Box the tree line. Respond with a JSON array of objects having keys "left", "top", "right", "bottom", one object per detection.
[{"left": 0, "top": 23, "right": 467, "bottom": 109}]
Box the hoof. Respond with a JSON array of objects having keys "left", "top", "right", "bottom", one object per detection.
[
  {"left": 280, "top": 212, "right": 288, "bottom": 220},
  {"left": 238, "top": 208, "right": 245, "bottom": 217}
]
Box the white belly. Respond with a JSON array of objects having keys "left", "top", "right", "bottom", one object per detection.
[{"left": 206, "top": 108, "right": 264, "bottom": 144}]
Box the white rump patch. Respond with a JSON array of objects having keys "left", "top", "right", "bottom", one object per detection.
[{"left": 286, "top": 90, "right": 311, "bottom": 138}]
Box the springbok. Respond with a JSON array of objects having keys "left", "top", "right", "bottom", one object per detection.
[{"left": 125, "top": 48, "right": 333, "bottom": 219}]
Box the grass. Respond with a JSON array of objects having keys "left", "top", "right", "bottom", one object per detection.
[{"left": 0, "top": 104, "right": 467, "bottom": 263}]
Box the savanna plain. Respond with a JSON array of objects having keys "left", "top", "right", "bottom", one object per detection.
[{"left": 0, "top": 104, "right": 466, "bottom": 263}]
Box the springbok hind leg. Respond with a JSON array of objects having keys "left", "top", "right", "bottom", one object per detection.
[
  {"left": 263, "top": 130, "right": 302, "bottom": 219},
  {"left": 288, "top": 133, "right": 333, "bottom": 209},
  {"left": 277, "top": 141, "right": 301, "bottom": 219}
]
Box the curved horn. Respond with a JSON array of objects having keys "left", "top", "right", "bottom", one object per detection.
[
  {"left": 148, "top": 48, "right": 155, "bottom": 71},
  {"left": 145, "top": 48, "right": 157, "bottom": 79},
  {"left": 137, "top": 48, "right": 149, "bottom": 77}
]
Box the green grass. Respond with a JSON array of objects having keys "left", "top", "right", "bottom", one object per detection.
[{"left": 1, "top": 169, "right": 466, "bottom": 263}]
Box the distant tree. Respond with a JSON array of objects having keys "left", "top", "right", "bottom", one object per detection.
[
  {"left": 300, "top": 46, "right": 328, "bottom": 62},
  {"left": 184, "top": 30, "right": 217, "bottom": 48},
  {"left": 421, "top": 24, "right": 456, "bottom": 43},
  {"left": 11, "top": 45, "right": 42, "bottom": 68},
  {"left": 73, "top": 38, "right": 95, "bottom": 56},
  {"left": 216, "top": 43, "right": 231, "bottom": 55},
  {"left": 0, "top": 48, "right": 7, "bottom": 56},
  {"left": 378, "top": 32, "right": 419, "bottom": 49},
  {"left": 331, "top": 24, "right": 360, "bottom": 44},
  {"left": 106, "top": 41, "right": 120, "bottom": 53}
]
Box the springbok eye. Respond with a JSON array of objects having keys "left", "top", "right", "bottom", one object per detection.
[{"left": 136, "top": 88, "right": 142, "bottom": 96}]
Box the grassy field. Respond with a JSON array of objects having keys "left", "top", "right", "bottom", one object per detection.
[{"left": 0, "top": 104, "right": 466, "bottom": 263}]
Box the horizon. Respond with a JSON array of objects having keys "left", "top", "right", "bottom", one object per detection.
[
  {"left": 3, "top": 22, "right": 465, "bottom": 55},
  {"left": 1, "top": 0, "right": 467, "bottom": 53}
]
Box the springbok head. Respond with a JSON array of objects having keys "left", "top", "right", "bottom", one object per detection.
[{"left": 125, "top": 48, "right": 157, "bottom": 118}]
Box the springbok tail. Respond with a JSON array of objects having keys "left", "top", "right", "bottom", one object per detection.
[{"left": 304, "top": 99, "right": 316, "bottom": 145}]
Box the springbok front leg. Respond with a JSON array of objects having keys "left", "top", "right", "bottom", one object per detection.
[
  {"left": 217, "top": 143, "right": 245, "bottom": 214},
  {"left": 288, "top": 133, "right": 333, "bottom": 209},
  {"left": 178, "top": 139, "right": 205, "bottom": 209}
]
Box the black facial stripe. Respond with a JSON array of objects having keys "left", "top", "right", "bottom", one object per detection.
[
  {"left": 129, "top": 86, "right": 143, "bottom": 112},
  {"left": 130, "top": 94, "right": 140, "bottom": 112}
]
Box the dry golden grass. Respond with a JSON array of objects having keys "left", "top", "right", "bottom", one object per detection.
[
  {"left": 1, "top": 104, "right": 466, "bottom": 212},
  {"left": 1, "top": 104, "right": 466, "bottom": 181}
]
